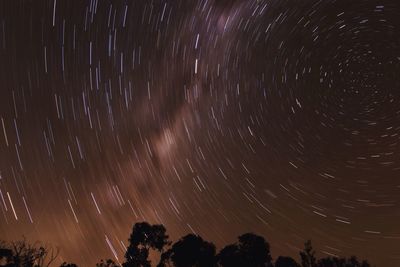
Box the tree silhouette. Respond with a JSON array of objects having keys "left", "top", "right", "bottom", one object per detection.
[
  {"left": 345, "top": 256, "right": 370, "bottom": 267},
  {"left": 300, "top": 240, "right": 317, "bottom": 267},
  {"left": 0, "top": 223, "right": 375, "bottom": 267},
  {"left": 217, "top": 233, "right": 272, "bottom": 267},
  {"left": 123, "top": 222, "right": 169, "bottom": 267},
  {"left": 316, "top": 256, "right": 371, "bottom": 267},
  {"left": 158, "top": 234, "right": 216, "bottom": 267},
  {"left": 317, "top": 257, "right": 340, "bottom": 267},
  {"left": 216, "top": 244, "right": 240, "bottom": 267},
  {"left": 96, "top": 259, "right": 119, "bottom": 267},
  {"left": 0, "top": 247, "right": 13, "bottom": 266},
  {"left": 60, "top": 263, "right": 78, "bottom": 267},
  {"left": 0, "top": 239, "right": 59, "bottom": 267},
  {"left": 275, "top": 256, "right": 301, "bottom": 267}
]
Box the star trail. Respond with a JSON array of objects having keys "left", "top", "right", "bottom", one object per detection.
[{"left": 0, "top": 0, "right": 400, "bottom": 266}]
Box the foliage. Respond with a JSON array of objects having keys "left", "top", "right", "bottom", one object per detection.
[
  {"left": 0, "top": 238, "right": 58, "bottom": 267},
  {"left": 123, "top": 222, "right": 170, "bottom": 267},
  {"left": 217, "top": 233, "right": 272, "bottom": 267},
  {"left": 316, "top": 256, "right": 371, "bottom": 267},
  {"left": 96, "top": 259, "right": 120, "bottom": 267},
  {"left": 0, "top": 222, "right": 373, "bottom": 267},
  {"left": 275, "top": 256, "right": 301, "bottom": 267},
  {"left": 60, "top": 263, "right": 78, "bottom": 267},
  {"left": 300, "top": 240, "right": 317, "bottom": 267},
  {"left": 159, "top": 234, "right": 216, "bottom": 267}
]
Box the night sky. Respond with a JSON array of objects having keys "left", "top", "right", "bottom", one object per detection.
[{"left": 0, "top": 0, "right": 400, "bottom": 266}]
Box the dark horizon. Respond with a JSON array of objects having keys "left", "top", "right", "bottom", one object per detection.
[{"left": 0, "top": 221, "right": 374, "bottom": 267}]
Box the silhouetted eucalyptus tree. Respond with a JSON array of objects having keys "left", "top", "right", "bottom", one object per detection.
[
  {"left": 158, "top": 234, "right": 216, "bottom": 267},
  {"left": 0, "top": 239, "right": 58, "bottom": 267},
  {"left": 217, "top": 233, "right": 272, "bottom": 267},
  {"left": 275, "top": 256, "right": 301, "bottom": 267},
  {"left": 216, "top": 244, "right": 240, "bottom": 267},
  {"left": 123, "top": 222, "right": 170, "bottom": 267},
  {"left": 60, "top": 263, "right": 78, "bottom": 267},
  {"left": 96, "top": 259, "right": 120, "bottom": 267},
  {"left": 300, "top": 240, "right": 317, "bottom": 267}
]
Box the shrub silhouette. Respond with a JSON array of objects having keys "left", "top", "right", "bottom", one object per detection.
[
  {"left": 316, "top": 255, "right": 371, "bottom": 267},
  {"left": 0, "top": 239, "right": 58, "bottom": 267}
]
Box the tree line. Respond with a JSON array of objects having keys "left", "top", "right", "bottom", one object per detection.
[{"left": 0, "top": 221, "right": 373, "bottom": 267}]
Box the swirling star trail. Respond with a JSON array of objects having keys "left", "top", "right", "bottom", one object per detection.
[{"left": 0, "top": 0, "right": 400, "bottom": 266}]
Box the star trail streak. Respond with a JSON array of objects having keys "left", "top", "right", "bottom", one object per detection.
[{"left": 0, "top": 0, "right": 400, "bottom": 266}]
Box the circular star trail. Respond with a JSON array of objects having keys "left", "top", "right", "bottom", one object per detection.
[{"left": 0, "top": 0, "right": 400, "bottom": 266}]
